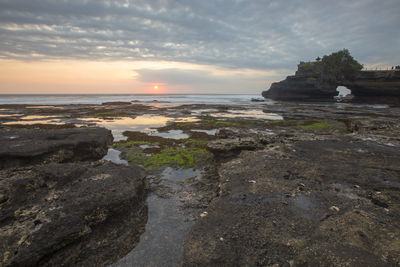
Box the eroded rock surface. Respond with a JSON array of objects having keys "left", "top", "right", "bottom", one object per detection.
[
  {"left": 0, "top": 128, "right": 113, "bottom": 169},
  {"left": 183, "top": 138, "right": 400, "bottom": 266},
  {"left": 207, "top": 128, "right": 276, "bottom": 158},
  {"left": 0, "top": 161, "right": 147, "bottom": 267}
]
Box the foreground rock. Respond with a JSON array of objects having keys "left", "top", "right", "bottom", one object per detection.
[
  {"left": 0, "top": 127, "right": 113, "bottom": 169},
  {"left": 0, "top": 161, "right": 147, "bottom": 266},
  {"left": 207, "top": 128, "right": 276, "bottom": 158},
  {"left": 183, "top": 138, "right": 400, "bottom": 266}
]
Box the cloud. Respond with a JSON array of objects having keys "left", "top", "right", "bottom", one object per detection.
[
  {"left": 0, "top": 0, "right": 399, "bottom": 70},
  {"left": 134, "top": 67, "right": 282, "bottom": 93}
]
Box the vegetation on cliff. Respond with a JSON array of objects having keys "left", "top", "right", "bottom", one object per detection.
[{"left": 298, "top": 49, "right": 363, "bottom": 82}]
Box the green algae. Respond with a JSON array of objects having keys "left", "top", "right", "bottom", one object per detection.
[
  {"left": 300, "top": 122, "right": 333, "bottom": 131},
  {"left": 265, "top": 119, "right": 347, "bottom": 133},
  {"left": 112, "top": 140, "right": 152, "bottom": 148},
  {"left": 124, "top": 146, "right": 211, "bottom": 169},
  {"left": 125, "top": 148, "right": 148, "bottom": 166},
  {"left": 157, "top": 116, "right": 269, "bottom": 133},
  {"left": 145, "top": 147, "right": 211, "bottom": 169},
  {"left": 183, "top": 138, "right": 208, "bottom": 148},
  {"left": 118, "top": 129, "right": 213, "bottom": 169}
]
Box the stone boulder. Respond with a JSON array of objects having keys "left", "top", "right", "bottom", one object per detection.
[
  {"left": 0, "top": 161, "right": 148, "bottom": 266},
  {"left": 0, "top": 127, "right": 113, "bottom": 169}
]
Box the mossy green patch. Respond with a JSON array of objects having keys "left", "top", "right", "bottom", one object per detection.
[
  {"left": 183, "top": 138, "right": 208, "bottom": 148},
  {"left": 122, "top": 130, "right": 214, "bottom": 149},
  {"left": 300, "top": 122, "right": 333, "bottom": 131},
  {"left": 112, "top": 140, "right": 152, "bottom": 148},
  {"left": 123, "top": 146, "right": 211, "bottom": 169},
  {"left": 157, "top": 116, "right": 270, "bottom": 133},
  {"left": 118, "top": 129, "right": 213, "bottom": 169},
  {"left": 145, "top": 147, "right": 211, "bottom": 169},
  {"left": 300, "top": 120, "right": 348, "bottom": 133},
  {"left": 125, "top": 148, "right": 148, "bottom": 166},
  {"left": 122, "top": 131, "right": 175, "bottom": 147},
  {"left": 265, "top": 119, "right": 348, "bottom": 133}
]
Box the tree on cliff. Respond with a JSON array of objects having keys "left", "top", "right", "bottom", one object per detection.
[{"left": 321, "top": 49, "right": 363, "bottom": 82}]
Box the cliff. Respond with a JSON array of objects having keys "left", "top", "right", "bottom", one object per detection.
[
  {"left": 262, "top": 61, "right": 338, "bottom": 101},
  {"left": 343, "top": 70, "right": 400, "bottom": 102},
  {"left": 262, "top": 50, "right": 400, "bottom": 104}
]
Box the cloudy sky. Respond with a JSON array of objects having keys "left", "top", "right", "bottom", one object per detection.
[{"left": 0, "top": 0, "right": 399, "bottom": 94}]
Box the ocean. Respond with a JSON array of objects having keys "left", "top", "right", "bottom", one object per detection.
[{"left": 0, "top": 94, "right": 270, "bottom": 105}]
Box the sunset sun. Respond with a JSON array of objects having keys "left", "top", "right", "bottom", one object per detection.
[{"left": 154, "top": 85, "right": 158, "bottom": 90}]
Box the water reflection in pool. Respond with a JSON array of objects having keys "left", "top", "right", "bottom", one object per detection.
[
  {"left": 0, "top": 114, "right": 24, "bottom": 118},
  {"left": 210, "top": 109, "right": 283, "bottom": 120},
  {"left": 79, "top": 115, "right": 198, "bottom": 141},
  {"left": 103, "top": 148, "right": 129, "bottom": 166},
  {"left": 2, "top": 115, "right": 65, "bottom": 125},
  {"left": 112, "top": 167, "right": 201, "bottom": 267},
  {"left": 153, "top": 130, "right": 189, "bottom": 139}
]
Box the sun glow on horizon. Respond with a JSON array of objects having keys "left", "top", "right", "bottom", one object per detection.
[
  {"left": 149, "top": 84, "right": 167, "bottom": 94},
  {"left": 0, "top": 59, "right": 273, "bottom": 94}
]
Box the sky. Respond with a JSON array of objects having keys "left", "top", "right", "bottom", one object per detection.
[{"left": 0, "top": 0, "right": 399, "bottom": 94}]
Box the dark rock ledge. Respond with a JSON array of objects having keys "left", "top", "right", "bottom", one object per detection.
[
  {"left": 0, "top": 127, "right": 148, "bottom": 266},
  {"left": 0, "top": 128, "right": 113, "bottom": 169}
]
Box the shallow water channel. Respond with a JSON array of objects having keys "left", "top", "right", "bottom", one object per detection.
[{"left": 105, "top": 149, "right": 200, "bottom": 266}]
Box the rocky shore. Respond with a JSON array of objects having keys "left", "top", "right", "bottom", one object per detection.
[
  {"left": 0, "top": 127, "right": 148, "bottom": 266},
  {"left": 263, "top": 68, "right": 400, "bottom": 104},
  {"left": 262, "top": 50, "right": 400, "bottom": 104},
  {"left": 0, "top": 101, "right": 399, "bottom": 266}
]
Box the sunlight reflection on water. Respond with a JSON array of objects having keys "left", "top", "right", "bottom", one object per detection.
[
  {"left": 2, "top": 115, "right": 64, "bottom": 125},
  {"left": 80, "top": 115, "right": 198, "bottom": 141},
  {"left": 210, "top": 109, "right": 283, "bottom": 120},
  {"left": 0, "top": 114, "right": 24, "bottom": 117}
]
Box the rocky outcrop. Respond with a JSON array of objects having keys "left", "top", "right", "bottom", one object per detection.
[
  {"left": 0, "top": 161, "right": 147, "bottom": 266},
  {"left": 343, "top": 71, "right": 400, "bottom": 103},
  {"left": 262, "top": 62, "right": 338, "bottom": 101},
  {"left": 0, "top": 127, "right": 113, "bottom": 169},
  {"left": 0, "top": 126, "right": 149, "bottom": 266},
  {"left": 183, "top": 139, "right": 400, "bottom": 266},
  {"left": 262, "top": 66, "right": 400, "bottom": 104},
  {"left": 207, "top": 128, "right": 276, "bottom": 158}
]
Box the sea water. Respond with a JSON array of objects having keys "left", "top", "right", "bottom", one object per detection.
[{"left": 0, "top": 94, "right": 270, "bottom": 105}]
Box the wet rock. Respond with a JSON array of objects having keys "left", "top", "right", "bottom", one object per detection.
[
  {"left": 215, "top": 127, "right": 243, "bottom": 139},
  {"left": 0, "top": 161, "right": 147, "bottom": 266},
  {"left": 207, "top": 137, "right": 262, "bottom": 158},
  {"left": 0, "top": 127, "right": 113, "bottom": 169},
  {"left": 102, "top": 101, "right": 132, "bottom": 105},
  {"left": 183, "top": 139, "right": 400, "bottom": 266},
  {"left": 208, "top": 128, "right": 276, "bottom": 158}
]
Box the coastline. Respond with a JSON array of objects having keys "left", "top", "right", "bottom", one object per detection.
[{"left": 0, "top": 101, "right": 399, "bottom": 266}]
